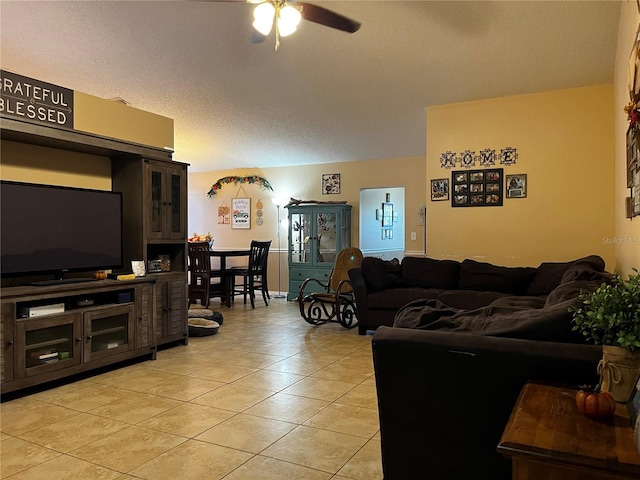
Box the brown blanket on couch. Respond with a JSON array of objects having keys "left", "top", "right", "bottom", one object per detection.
[{"left": 393, "top": 279, "right": 601, "bottom": 343}]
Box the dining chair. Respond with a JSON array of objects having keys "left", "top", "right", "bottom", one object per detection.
[
  {"left": 188, "top": 241, "right": 227, "bottom": 308},
  {"left": 298, "top": 246, "right": 363, "bottom": 328},
  {"left": 229, "top": 240, "right": 272, "bottom": 308}
]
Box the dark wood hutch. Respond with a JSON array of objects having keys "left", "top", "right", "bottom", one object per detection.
[{"left": 1, "top": 117, "right": 189, "bottom": 394}]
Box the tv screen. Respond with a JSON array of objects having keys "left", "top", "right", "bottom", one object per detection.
[{"left": 1, "top": 181, "right": 123, "bottom": 279}]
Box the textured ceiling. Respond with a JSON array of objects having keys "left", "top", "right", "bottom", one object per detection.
[{"left": 0, "top": 1, "right": 621, "bottom": 172}]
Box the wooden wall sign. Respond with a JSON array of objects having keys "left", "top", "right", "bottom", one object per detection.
[
  {"left": 231, "top": 197, "right": 251, "bottom": 229},
  {"left": 0, "top": 70, "right": 74, "bottom": 129}
]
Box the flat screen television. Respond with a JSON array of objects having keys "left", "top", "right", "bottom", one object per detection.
[{"left": 1, "top": 181, "right": 123, "bottom": 284}]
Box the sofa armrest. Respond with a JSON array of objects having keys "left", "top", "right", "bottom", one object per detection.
[
  {"left": 348, "top": 267, "right": 371, "bottom": 317},
  {"left": 371, "top": 326, "right": 601, "bottom": 480}
]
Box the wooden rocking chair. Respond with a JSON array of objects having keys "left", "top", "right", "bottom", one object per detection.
[{"left": 298, "top": 247, "right": 363, "bottom": 329}]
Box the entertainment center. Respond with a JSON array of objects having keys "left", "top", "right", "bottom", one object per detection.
[
  {"left": 1, "top": 278, "right": 155, "bottom": 394},
  {"left": 1, "top": 116, "right": 189, "bottom": 394}
]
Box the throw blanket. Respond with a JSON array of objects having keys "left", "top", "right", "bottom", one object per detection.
[{"left": 393, "top": 280, "right": 601, "bottom": 343}]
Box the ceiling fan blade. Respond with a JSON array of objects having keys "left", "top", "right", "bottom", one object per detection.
[
  {"left": 251, "top": 30, "right": 267, "bottom": 43},
  {"left": 299, "top": 3, "right": 360, "bottom": 33}
]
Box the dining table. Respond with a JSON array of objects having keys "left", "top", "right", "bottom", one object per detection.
[{"left": 209, "top": 249, "right": 251, "bottom": 307}]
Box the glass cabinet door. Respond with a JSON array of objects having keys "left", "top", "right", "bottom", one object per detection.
[
  {"left": 18, "top": 314, "right": 81, "bottom": 377},
  {"left": 290, "top": 212, "right": 311, "bottom": 265},
  {"left": 316, "top": 209, "right": 338, "bottom": 264},
  {"left": 84, "top": 305, "right": 134, "bottom": 361},
  {"left": 149, "top": 168, "right": 164, "bottom": 236},
  {"left": 169, "top": 170, "right": 183, "bottom": 236},
  {"left": 147, "top": 162, "right": 186, "bottom": 240}
]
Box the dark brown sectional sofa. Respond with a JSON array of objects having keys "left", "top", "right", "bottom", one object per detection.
[
  {"left": 348, "top": 254, "right": 608, "bottom": 335},
  {"left": 348, "top": 255, "right": 612, "bottom": 479}
]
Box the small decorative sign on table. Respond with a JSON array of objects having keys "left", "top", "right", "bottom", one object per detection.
[
  {"left": 131, "top": 260, "right": 146, "bottom": 277},
  {"left": 147, "top": 259, "right": 162, "bottom": 273}
]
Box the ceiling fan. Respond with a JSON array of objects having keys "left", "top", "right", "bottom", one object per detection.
[{"left": 217, "top": 0, "right": 361, "bottom": 50}]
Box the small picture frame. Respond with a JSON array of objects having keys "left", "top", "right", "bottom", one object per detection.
[
  {"left": 131, "top": 260, "right": 146, "bottom": 277},
  {"left": 506, "top": 174, "right": 527, "bottom": 198},
  {"left": 430, "top": 178, "right": 449, "bottom": 201},
  {"left": 382, "top": 202, "right": 393, "bottom": 226},
  {"left": 147, "top": 259, "right": 162, "bottom": 273},
  {"left": 322, "top": 173, "right": 341, "bottom": 195},
  {"left": 159, "top": 254, "right": 171, "bottom": 272}
]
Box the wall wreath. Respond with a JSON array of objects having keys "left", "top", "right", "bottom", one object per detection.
[{"left": 207, "top": 175, "right": 274, "bottom": 198}]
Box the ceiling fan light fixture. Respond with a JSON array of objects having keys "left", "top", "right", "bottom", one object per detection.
[
  {"left": 277, "top": 5, "right": 301, "bottom": 37},
  {"left": 253, "top": 2, "right": 275, "bottom": 35}
]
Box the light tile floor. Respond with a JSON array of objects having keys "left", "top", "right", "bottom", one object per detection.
[{"left": 0, "top": 299, "right": 382, "bottom": 479}]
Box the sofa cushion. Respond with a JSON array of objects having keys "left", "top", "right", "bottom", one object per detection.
[
  {"left": 401, "top": 257, "right": 460, "bottom": 290},
  {"left": 458, "top": 259, "right": 536, "bottom": 295},
  {"left": 545, "top": 279, "right": 601, "bottom": 308},
  {"left": 368, "top": 287, "right": 443, "bottom": 309},
  {"left": 393, "top": 296, "right": 583, "bottom": 343},
  {"left": 360, "top": 257, "right": 402, "bottom": 292},
  {"left": 560, "top": 255, "right": 609, "bottom": 284},
  {"left": 525, "top": 261, "right": 573, "bottom": 296},
  {"left": 489, "top": 295, "right": 547, "bottom": 309},
  {"left": 437, "top": 290, "right": 510, "bottom": 310}
]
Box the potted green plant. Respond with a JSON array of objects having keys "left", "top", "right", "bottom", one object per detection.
[{"left": 571, "top": 269, "right": 640, "bottom": 402}]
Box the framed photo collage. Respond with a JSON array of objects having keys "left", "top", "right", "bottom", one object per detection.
[{"left": 451, "top": 168, "right": 503, "bottom": 207}]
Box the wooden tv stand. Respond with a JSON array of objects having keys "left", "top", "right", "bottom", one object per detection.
[{"left": 1, "top": 278, "right": 157, "bottom": 394}]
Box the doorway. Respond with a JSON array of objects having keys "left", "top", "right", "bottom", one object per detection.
[{"left": 359, "top": 187, "right": 405, "bottom": 260}]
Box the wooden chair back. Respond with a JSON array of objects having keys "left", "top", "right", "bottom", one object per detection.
[
  {"left": 328, "top": 247, "right": 363, "bottom": 293},
  {"left": 247, "top": 240, "right": 272, "bottom": 275},
  {"left": 188, "top": 241, "right": 211, "bottom": 306}
]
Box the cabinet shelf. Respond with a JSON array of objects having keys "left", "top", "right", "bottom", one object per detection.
[
  {"left": 92, "top": 326, "right": 126, "bottom": 337},
  {"left": 25, "top": 337, "right": 70, "bottom": 350}
]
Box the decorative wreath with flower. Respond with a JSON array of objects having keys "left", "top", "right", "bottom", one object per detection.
[
  {"left": 625, "top": 101, "right": 640, "bottom": 129},
  {"left": 207, "top": 175, "right": 274, "bottom": 198}
]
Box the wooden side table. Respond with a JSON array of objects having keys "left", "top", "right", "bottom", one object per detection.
[{"left": 498, "top": 382, "right": 640, "bottom": 480}]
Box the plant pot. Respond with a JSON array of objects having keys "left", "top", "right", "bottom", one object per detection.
[{"left": 598, "top": 345, "right": 640, "bottom": 402}]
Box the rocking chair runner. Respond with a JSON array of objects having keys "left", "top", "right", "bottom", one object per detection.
[{"left": 298, "top": 247, "right": 363, "bottom": 329}]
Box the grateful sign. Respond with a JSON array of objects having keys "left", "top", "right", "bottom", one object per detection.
[{"left": 0, "top": 70, "right": 74, "bottom": 129}]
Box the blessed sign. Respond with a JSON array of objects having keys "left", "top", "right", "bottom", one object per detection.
[{"left": 0, "top": 70, "right": 74, "bottom": 129}]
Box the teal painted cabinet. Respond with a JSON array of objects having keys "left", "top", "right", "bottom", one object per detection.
[{"left": 286, "top": 204, "right": 352, "bottom": 300}]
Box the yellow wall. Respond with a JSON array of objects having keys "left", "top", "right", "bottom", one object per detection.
[
  {"left": 426, "top": 85, "right": 615, "bottom": 269},
  {"left": 1, "top": 73, "right": 174, "bottom": 189},
  {"left": 188, "top": 156, "right": 426, "bottom": 252},
  {"left": 188, "top": 156, "right": 426, "bottom": 287},
  {"left": 74, "top": 92, "right": 174, "bottom": 151},
  {"left": 0, "top": 140, "right": 112, "bottom": 190},
  {"left": 614, "top": 1, "right": 640, "bottom": 277}
]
